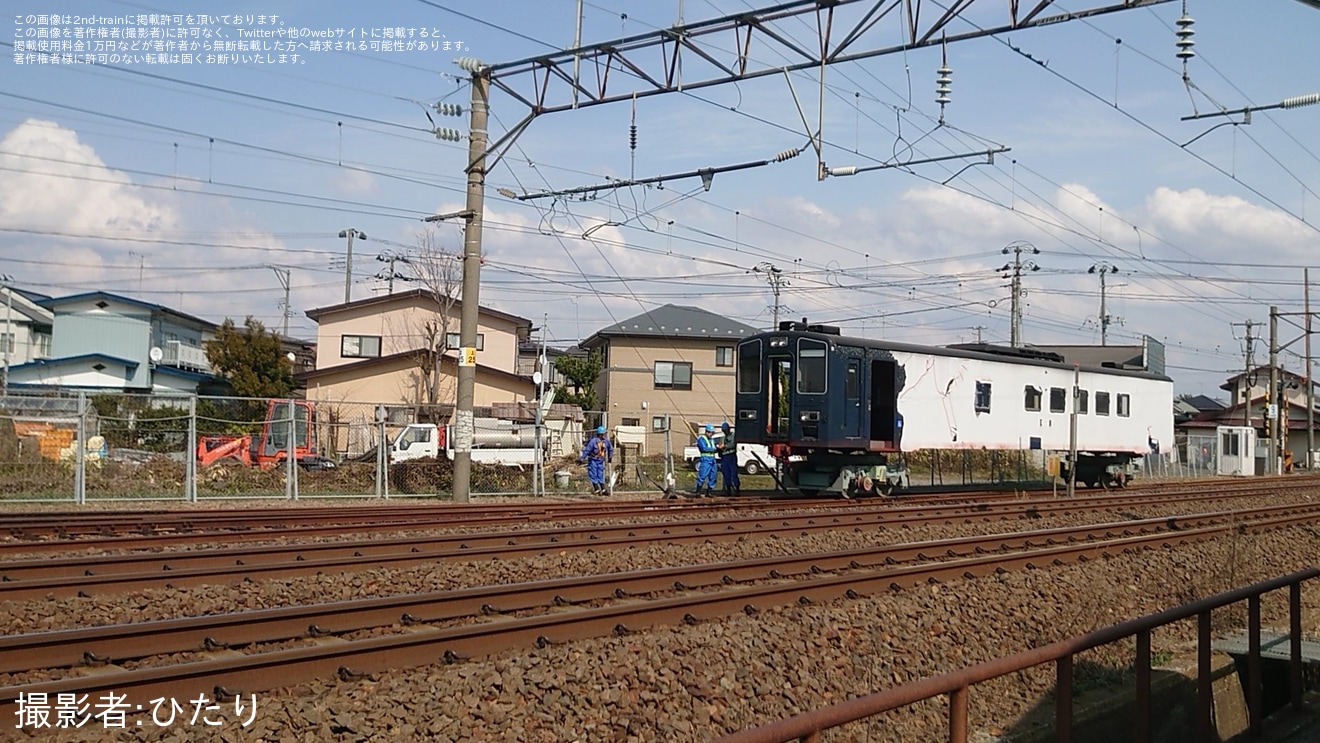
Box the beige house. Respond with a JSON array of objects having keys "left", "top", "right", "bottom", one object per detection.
[
  {"left": 299, "top": 289, "right": 534, "bottom": 412},
  {"left": 582, "top": 304, "right": 760, "bottom": 453}
]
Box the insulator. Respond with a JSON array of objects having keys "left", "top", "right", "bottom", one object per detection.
[
  {"left": 434, "top": 128, "right": 463, "bottom": 142},
  {"left": 629, "top": 124, "right": 637, "bottom": 151},
  {"left": 1175, "top": 15, "right": 1195, "bottom": 60},
  {"left": 1282, "top": 92, "right": 1320, "bottom": 109},
  {"left": 434, "top": 103, "right": 465, "bottom": 117},
  {"left": 936, "top": 64, "right": 952, "bottom": 106},
  {"left": 936, "top": 94, "right": 951, "bottom": 105},
  {"left": 453, "top": 56, "right": 486, "bottom": 73},
  {"left": 773, "top": 147, "right": 801, "bottom": 162}
]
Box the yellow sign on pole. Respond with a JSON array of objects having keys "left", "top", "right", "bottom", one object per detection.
[{"left": 459, "top": 347, "right": 477, "bottom": 366}]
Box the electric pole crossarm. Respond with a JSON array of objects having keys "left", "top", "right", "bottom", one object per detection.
[{"left": 485, "top": 0, "right": 1173, "bottom": 115}]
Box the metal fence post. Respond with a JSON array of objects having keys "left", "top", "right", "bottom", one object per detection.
[
  {"left": 74, "top": 391, "right": 86, "bottom": 505},
  {"left": 286, "top": 398, "right": 296, "bottom": 501},
  {"left": 186, "top": 394, "right": 197, "bottom": 502}
]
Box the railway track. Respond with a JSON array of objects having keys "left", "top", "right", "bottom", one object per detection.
[
  {"left": 3, "top": 502, "right": 1316, "bottom": 714},
  {"left": 6, "top": 492, "right": 1316, "bottom": 601}
]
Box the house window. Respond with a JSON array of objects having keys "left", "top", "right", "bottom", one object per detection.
[
  {"left": 654, "top": 361, "right": 693, "bottom": 390},
  {"left": 445, "top": 332, "right": 484, "bottom": 351},
  {"left": 1117, "top": 393, "right": 1131, "bottom": 417},
  {"left": 1049, "top": 387, "right": 1066, "bottom": 413},
  {"left": 651, "top": 416, "right": 668, "bottom": 432},
  {"left": 621, "top": 417, "right": 641, "bottom": 427},
  {"left": 716, "top": 345, "right": 734, "bottom": 367},
  {"left": 1096, "top": 391, "right": 1111, "bottom": 416},
  {"left": 1024, "top": 385, "right": 1042, "bottom": 412},
  {"left": 1078, "top": 390, "right": 1089, "bottom": 414},
  {"left": 341, "top": 335, "right": 381, "bottom": 358},
  {"left": 0, "top": 333, "right": 11, "bottom": 354},
  {"left": 974, "top": 382, "right": 992, "bottom": 413}
]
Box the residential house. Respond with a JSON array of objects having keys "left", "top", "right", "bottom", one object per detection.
[
  {"left": 299, "top": 288, "right": 534, "bottom": 411},
  {"left": 0, "top": 286, "right": 54, "bottom": 384},
  {"left": 4, "top": 291, "right": 224, "bottom": 394},
  {"left": 581, "top": 304, "right": 760, "bottom": 453},
  {"left": 517, "top": 340, "right": 567, "bottom": 394},
  {"left": 1177, "top": 366, "right": 1320, "bottom": 469}
]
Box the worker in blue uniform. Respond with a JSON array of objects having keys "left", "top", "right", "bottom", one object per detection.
[
  {"left": 718, "top": 421, "right": 740, "bottom": 496},
  {"left": 579, "top": 426, "right": 614, "bottom": 494},
  {"left": 694, "top": 423, "right": 718, "bottom": 497}
]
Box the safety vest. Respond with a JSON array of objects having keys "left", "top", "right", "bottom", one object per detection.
[{"left": 696, "top": 434, "right": 716, "bottom": 457}]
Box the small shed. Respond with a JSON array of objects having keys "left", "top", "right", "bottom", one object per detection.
[{"left": 1215, "top": 425, "right": 1256, "bottom": 476}]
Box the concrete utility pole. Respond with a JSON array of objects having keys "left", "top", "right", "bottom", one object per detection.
[
  {"left": 1233, "top": 319, "right": 1258, "bottom": 430},
  {"left": 445, "top": 58, "right": 491, "bottom": 504},
  {"left": 1000, "top": 242, "right": 1040, "bottom": 348},
  {"left": 751, "top": 262, "right": 788, "bottom": 327},
  {"left": 1307, "top": 269, "right": 1315, "bottom": 469},
  {"left": 339, "top": 229, "right": 367, "bottom": 304},
  {"left": 1, "top": 274, "right": 13, "bottom": 394},
  {"left": 1089, "top": 262, "right": 1119, "bottom": 345},
  {"left": 1269, "top": 306, "right": 1280, "bottom": 475},
  {"left": 268, "top": 266, "right": 291, "bottom": 337}
]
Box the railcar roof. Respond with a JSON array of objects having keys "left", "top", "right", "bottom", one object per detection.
[{"left": 744, "top": 329, "right": 1173, "bottom": 383}]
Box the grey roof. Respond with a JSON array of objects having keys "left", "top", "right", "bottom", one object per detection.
[{"left": 585, "top": 304, "right": 759, "bottom": 346}]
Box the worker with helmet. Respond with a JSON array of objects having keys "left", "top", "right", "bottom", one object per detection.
[
  {"left": 579, "top": 425, "right": 614, "bottom": 494},
  {"left": 718, "top": 421, "right": 740, "bottom": 496},
  {"left": 694, "top": 423, "right": 719, "bottom": 497}
]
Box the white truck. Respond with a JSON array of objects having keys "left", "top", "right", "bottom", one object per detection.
[
  {"left": 682, "top": 433, "right": 773, "bottom": 475},
  {"left": 389, "top": 420, "right": 543, "bottom": 466}
]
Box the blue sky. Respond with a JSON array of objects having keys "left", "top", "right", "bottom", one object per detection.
[{"left": 1, "top": 0, "right": 1318, "bottom": 397}]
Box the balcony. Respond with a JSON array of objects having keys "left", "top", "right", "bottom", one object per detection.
[{"left": 162, "top": 341, "right": 211, "bottom": 372}]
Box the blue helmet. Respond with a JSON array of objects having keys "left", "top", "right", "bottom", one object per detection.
[
  {"left": 704, "top": 423, "right": 714, "bottom": 433},
  {"left": 721, "top": 421, "right": 731, "bottom": 430},
  {"left": 596, "top": 425, "right": 606, "bottom": 434}
]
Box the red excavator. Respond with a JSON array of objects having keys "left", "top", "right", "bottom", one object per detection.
[{"left": 196, "top": 399, "right": 335, "bottom": 470}]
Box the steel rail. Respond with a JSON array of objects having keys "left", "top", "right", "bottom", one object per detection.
[
  {"left": 0, "top": 484, "right": 1301, "bottom": 562},
  {"left": 3, "top": 506, "right": 1316, "bottom": 714},
  {"left": 6, "top": 498, "right": 1320, "bottom": 602},
  {"left": 9, "top": 497, "right": 1318, "bottom": 602},
  {"left": 0, "top": 506, "right": 1245, "bottom": 674}
]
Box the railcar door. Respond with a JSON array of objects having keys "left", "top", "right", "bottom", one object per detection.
[
  {"left": 843, "top": 357, "right": 862, "bottom": 439},
  {"left": 768, "top": 357, "right": 793, "bottom": 439}
]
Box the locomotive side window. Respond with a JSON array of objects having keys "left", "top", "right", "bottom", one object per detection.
[
  {"left": 1049, "top": 387, "right": 1066, "bottom": 413},
  {"left": 797, "top": 339, "right": 827, "bottom": 394},
  {"left": 974, "top": 382, "right": 992, "bottom": 413},
  {"left": 737, "top": 341, "right": 762, "bottom": 394},
  {"left": 1078, "top": 390, "right": 1089, "bottom": 414},
  {"left": 1096, "top": 391, "right": 1111, "bottom": 416},
  {"left": 1024, "top": 385, "right": 1042, "bottom": 412},
  {"left": 1117, "top": 393, "right": 1131, "bottom": 417},
  {"left": 845, "top": 359, "right": 860, "bottom": 399}
]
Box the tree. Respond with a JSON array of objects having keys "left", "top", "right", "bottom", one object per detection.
[
  {"left": 389, "top": 228, "right": 462, "bottom": 409},
  {"left": 554, "top": 350, "right": 603, "bottom": 411},
  {"left": 205, "top": 316, "right": 296, "bottom": 399}
]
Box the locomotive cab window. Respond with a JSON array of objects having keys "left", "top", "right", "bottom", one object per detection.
[
  {"left": 1117, "top": 393, "right": 1131, "bottom": 417},
  {"left": 1049, "top": 387, "right": 1066, "bottom": 413},
  {"left": 737, "top": 341, "right": 762, "bottom": 394},
  {"left": 1024, "top": 385, "right": 1042, "bottom": 412},
  {"left": 797, "top": 339, "right": 827, "bottom": 394},
  {"left": 1096, "top": 391, "right": 1111, "bottom": 416},
  {"left": 974, "top": 382, "right": 992, "bottom": 413}
]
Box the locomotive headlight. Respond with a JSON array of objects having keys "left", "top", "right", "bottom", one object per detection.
[
  {"left": 799, "top": 411, "right": 820, "bottom": 422},
  {"left": 770, "top": 337, "right": 788, "bottom": 348}
]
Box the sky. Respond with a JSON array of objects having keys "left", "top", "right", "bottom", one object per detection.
[{"left": 1, "top": 0, "right": 1319, "bottom": 398}]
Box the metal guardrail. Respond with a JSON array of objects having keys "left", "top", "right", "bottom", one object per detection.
[{"left": 713, "top": 567, "right": 1320, "bottom": 743}]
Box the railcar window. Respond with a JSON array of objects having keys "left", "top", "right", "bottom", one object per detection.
[
  {"left": 1096, "top": 391, "right": 1111, "bottom": 416},
  {"left": 1049, "top": 387, "right": 1066, "bottom": 413},
  {"left": 1024, "top": 385, "right": 1042, "bottom": 412},
  {"left": 797, "top": 339, "right": 827, "bottom": 394},
  {"left": 845, "top": 359, "right": 860, "bottom": 399},
  {"left": 1117, "top": 393, "right": 1131, "bottom": 417},
  {"left": 737, "top": 341, "right": 762, "bottom": 394},
  {"left": 974, "top": 382, "right": 992, "bottom": 413},
  {"left": 1078, "top": 390, "right": 1089, "bottom": 414}
]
